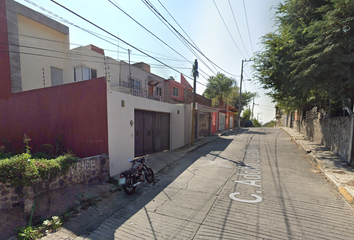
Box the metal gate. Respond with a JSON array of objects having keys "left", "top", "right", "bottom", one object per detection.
[
  {"left": 199, "top": 113, "right": 210, "bottom": 137},
  {"left": 135, "top": 110, "right": 170, "bottom": 157}
]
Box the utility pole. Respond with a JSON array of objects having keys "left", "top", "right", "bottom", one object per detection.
[
  {"left": 252, "top": 98, "right": 258, "bottom": 120},
  {"left": 252, "top": 98, "right": 254, "bottom": 119},
  {"left": 128, "top": 49, "right": 132, "bottom": 94},
  {"left": 190, "top": 59, "right": 198, "bottom": 146},
  {"left": 237, "top": 60, "right": 244, "bottom": 128},
  {"left": 238, "top": 59, "right": 253, "bottom": 128}
]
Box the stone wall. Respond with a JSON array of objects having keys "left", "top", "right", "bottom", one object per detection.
[
  {"left": 293, "top": 107, "right": 351, "bottom": 160},
  {"left": 0, "top": 155, "right": 109, "bottom": 213}
]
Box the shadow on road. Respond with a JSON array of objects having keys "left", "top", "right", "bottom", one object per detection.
[{"left": 60, "top": 137, "right": 235, "bottom": 239}]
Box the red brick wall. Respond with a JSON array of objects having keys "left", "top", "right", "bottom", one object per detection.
[{"left": 0, "top": 78, "right": 108, "bottom": 158}]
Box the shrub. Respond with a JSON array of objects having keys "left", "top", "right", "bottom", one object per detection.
[{"left": 0, "top": 154, "right": 78, "bottom": 187}]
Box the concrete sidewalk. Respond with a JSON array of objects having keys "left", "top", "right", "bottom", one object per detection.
[
  {"left": 282, "top": 127, "right": 354, "bottom": 207},
  {"left": 147, "top": 129, "right": 233, "bottom": 175},
  {"left": 26, "top": 129, "right": 233, "bottom": 240}
]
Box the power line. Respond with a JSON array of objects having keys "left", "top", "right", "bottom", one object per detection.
[
  {"left": 156, "top": 0, "right": 218, "bottom": 74},
  {"left": 109, "top": 0, "right": 214, "bottom": 86},
  {"left": 141, "top": 0, "right": 218, "bottom": 76},
  {"left": 212, "top": 0, "right": 246, "bottom": 59},
  {"left": 142, "top": 0, "right": 239, "bottom": 78},
  {"left": 0, "top": 47, "right": 192, "bottom": 71},
  {"left": 243, "top": 0, "right": 254, "bottom": 54},
  {"left": 22, "top": 0, "right": 222, "bottom": 93},
  {"left": 157, "top": 0, "right": 201, "bottom": 53},
  {"left": 5, "top": 30, "right": 189, "bottom": 62},
  {"left": 227, "top": 0, "right": 250, "bottom": 58},
  {"left": 25, "top": 0, "right": 195, "bottom": 83},
  {"left": 108, "top": 0, "right": 194, "bottom": 65},
  {"left": 23, "top": 1, "right": 192, "bottom": 68}
]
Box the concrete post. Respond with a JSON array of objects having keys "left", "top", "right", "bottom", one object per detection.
[{"left": 348, "top": 114, "right": 354, "bottom": 166}]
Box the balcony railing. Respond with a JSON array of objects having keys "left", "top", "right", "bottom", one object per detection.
[{"left": 119, "top": 80, "right": 163, "bottom": 102}]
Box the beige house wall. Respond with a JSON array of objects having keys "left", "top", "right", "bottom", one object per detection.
[{"left": 17, "top": 14, "right": 69, "bottom": 91}]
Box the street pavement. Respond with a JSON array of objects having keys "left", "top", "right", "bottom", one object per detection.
[
  {"left": 282, "top": 127, "right": 354, "bottom": 206},
  {"left": 38, "top": 127, "right": 354, "bottom": 240}
]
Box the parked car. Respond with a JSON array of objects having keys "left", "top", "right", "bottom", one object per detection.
[{"left": 245, "top": 120, "right": 254, "bottom": 127}]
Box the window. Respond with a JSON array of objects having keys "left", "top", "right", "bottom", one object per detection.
[
  {"left": 74, "top": 66, "right": 97, "bottom": 81},
  {"left": 131, "top": 79, "right": 141, "bottom": 91},
  {"left": 156, "top": 87, "right": 162, "bottom": 96},
  {"left": 51, "top": 67, "right": 63, "bottom": 86},
  {"left": 173, "top": 87, "right": 179, "bottom": 97}
]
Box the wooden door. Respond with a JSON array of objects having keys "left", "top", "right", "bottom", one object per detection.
[
  {"left": 154, "top": 113, "right": 162, "bottom": 152},
  {"left": 144, "top": 111, "right": 153, "bottom": 154},
  {"left": 135, "top": 110, "right": 170, "bottom": 156},
  {"left": 135, "top": 110, "right": 144, "bottom": 156}
]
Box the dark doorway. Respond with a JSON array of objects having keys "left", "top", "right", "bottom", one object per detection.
[{"left": 199, "top": 113, "right": 210, "bottom": 137}]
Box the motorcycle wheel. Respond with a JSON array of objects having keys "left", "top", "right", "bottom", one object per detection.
[
  {"left": 123, "top": 177, "right": 136, "bottom": 195},
  {"left": 145, "top": 168, "right": 154, "bottom": 183}
]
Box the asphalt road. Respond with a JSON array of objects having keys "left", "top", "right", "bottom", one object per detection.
[{"left": 84, "top": 127, "right": 354, "bottom": 240}]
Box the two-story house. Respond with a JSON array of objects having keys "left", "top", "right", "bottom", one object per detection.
[
  {"left": 5, "top": 0, "right": 120, "bottom": 93},
  {"left": 118, "top": 61, "right": 165, "bottom": 101},
  {"left": 165, "top": 74, "right": 193, "bottom": 104}
]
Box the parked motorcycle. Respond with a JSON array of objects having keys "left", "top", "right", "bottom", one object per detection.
[{"left": 119, "top": 155, "right": 154, "bottom": 195}]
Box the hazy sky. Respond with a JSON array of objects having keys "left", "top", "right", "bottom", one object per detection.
[{"left": 15, "top": 0, "right": 282, "bottom": 124}]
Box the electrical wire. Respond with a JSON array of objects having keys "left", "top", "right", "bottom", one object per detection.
[
  {"left": 24, "top": 0, "right": 195, "bottom": 83},
  {"left": 243, "top": 0, "right": 254, "bottom": 54},
  {"left": 17, "top": 0, "right": 231, "bottom": 96},
  {"left": 23, "top": 0, "right": 193, "bottom": 67},
  {"left": 212, "top": 0, "right": 246, "bottom": 59},
  {"left": 156, "top": 0, "right": 220, "bottom": 74},
  {"left": 142, "top": 0, "right": 240, "bottom": 78},
  {"left": 141, "top": 0, "right": 218, "bottom": 76},
  {"left": 0, "top": 48, "right": 194, "bottom": 73},
  {"left": 108, "top": 0, "right": 194, "bottom": 66},
  {"left": 228, "top": 0, "right": 250, "bottom": 58}
]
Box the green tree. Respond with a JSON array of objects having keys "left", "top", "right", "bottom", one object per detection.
[
  {"left": 263, "top": 120, "right": 276, "bottom": 127},
  {"left": 251, "top": 118, "right": 262, "bottom": 127},
  {"left": 242, "top": 109, "right": 251, "bottom": 122},
  {"left": 253, "top": 0, "right": 354, "bottom": 113},
  {"left": 203, "top": 73, "right": 236, "bottom": 107}
]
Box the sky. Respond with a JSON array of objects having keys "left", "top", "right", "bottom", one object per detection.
[{"left": 15, "top": 0, "right": 282, "bottom": 124}]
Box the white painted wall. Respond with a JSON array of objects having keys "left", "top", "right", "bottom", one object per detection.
[
  {"left": 120, "top": 61, "right": 165, "bottom": 100},
  {"left": 107, "top": 90, "right": 185, "bottom": 177},
  {"left": 184, "top": 104, "right": 192, "bottom": 145}
]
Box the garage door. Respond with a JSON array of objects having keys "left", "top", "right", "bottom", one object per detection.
[{"left": 135, "top": 110, "right": 170, "bottom": 157}]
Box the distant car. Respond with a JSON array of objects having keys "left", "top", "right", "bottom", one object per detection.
[{"left": 245, "top": 120, "right": 254, "bottom": 127}]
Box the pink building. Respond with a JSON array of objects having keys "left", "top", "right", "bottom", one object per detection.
[{"left": 165, "top": 74, "right": 193, "bottom": 103}]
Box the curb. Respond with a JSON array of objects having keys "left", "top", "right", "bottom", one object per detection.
[
  {"left": 281, "top": 127, "right": 354, "bottom": 207},
  {"left": 186, "top": 136, "right": 219, "bottom": 153}
]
